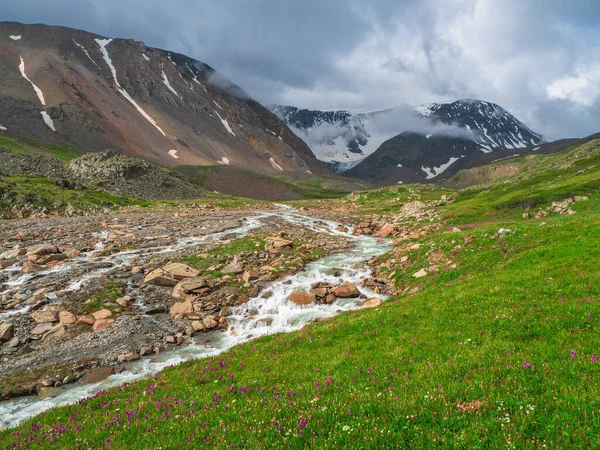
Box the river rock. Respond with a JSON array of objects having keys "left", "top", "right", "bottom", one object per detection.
[
  {"left": 38, "top": 387, "right": 63, "bottom": 399},
  {"left": 35, "top": 253, "right": 68, "bottom": 265},
  {"left": 170, "top": 299, "right": 193, "bottom": 316},
  {"left": 117, "top": 353, "right": 140, "bottom": 362},
  {"left": 80, "top": 367, "right": 114, "bottom": 384},
  {"left": 362, "top": 298, "right": 383, "bottom": 308},
  {"left": 163, "top": 262, "right": 200, "bottom": 280},
  {"left": 22, "top": 261, "right": 42, "bottom": 273},
  {"left": 93, "top": 319, "right": 115, "bottom": 332},
  {"left": 191, "top": 320, "right": 205, "bottom": 332},
  {"left": 331, "top": 282, "right": 360, "bottom": 298},
  {"left": 26, "top": 244, "right": 58, "bottom": 258},
  {"left": 287, "top": 291, "right": 316, "bottom": 306},
  {"left": 203, "top": 316, "right": 218, "bottom": 329},
  {"left": 174, "top": 276, "right": 207, "bottom": 297},
  {"left": 375, "top": 224, "right": 395, "bottom": 238},
  {"left": 92, "top": 309, "right": 112, "bottom": 320},
  {"left": 31, "top": 310, "right": 58, "bottom": 323},
  {"left": 266, "top": 237, "right": 293, "bottom": 253},
  {"left": 144, "top": 268, "right": 179, "bottom": 287},
  {"left": 0, "top": 322, "right": 14, "bottom": 342}
]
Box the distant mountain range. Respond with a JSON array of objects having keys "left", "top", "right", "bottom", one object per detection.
[
  {"left": 269, "top": 99, "right": 545, "bottom": 181},
  {"left": 0, "top": 22, "right": 327, "bottom": 176}
]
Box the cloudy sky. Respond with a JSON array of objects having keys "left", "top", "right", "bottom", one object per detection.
[{"left": 4, "top": 0, "right": 600, "bottom": 140}]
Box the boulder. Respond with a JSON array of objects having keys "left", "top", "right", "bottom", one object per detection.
[
  {"left": 35, "top": 254, "right": 68, "bottom": 265},
  {"left": 92, "top": 309, "right": 112, "bottom": 320},
  {"left": 222, "top": 262, "right": 244, "bottom": 274},
  {"left": 42, "top": 323, "right": 65, "bottom": 341},
  {"left": 31, "top": 310, "right": 58, "bottom": 323},
  {"left": 117, "top": 353, "right": 140, "bottom": 363},
  {"left": 265, "top": 237, "right": 293, "bottom": 253},
  {"left": 375, "top": 224, "right": 395, "bottom": 238},
  {"left": 172, "top": 277, "right": 208, "bottom": 298},
  {"left": 38, "top": 387, "right": 63, "bottom": 400},
  {"left": 31, "top": 322, "right": 54, "bottom": 335},
  {"left": 26, "top": 244, "right": 58, "bottom": 258},
  {"left": 59, "top": 311, "right": 77, "bottom": 325},
  {"left": 242, "top": 269, "right": 260, "bottom": 283},
  {"left": 362, "top": 298, "right": 383, "bottom": 309},
  {"left": 116, "top": 295, "right": 133, "bottom": 307},
  {"left": 451, "top": 227, "right": 461, "bottom": 233},
  {"left": 412, "top": 269, "right": 428, "bottom": 278},
  {"left": 78, "top": 315, "right": 96, "bottom": 325},
  {"left": 144, "top": 268, "right": 178, "bottom": 287},
  {"left": 162, "top": 263, "right": 200, "bottom": 280},
  {"left": 331, "top": 282, "right": 360, "bottom": 298},
  {"left": 170, "top": 299, "right": 194, "bottom": 316},
  {"left": 0, "top": 322, "right": 14, "bottom": 342},
  {"left": 22, "top": 261, "right": 42, "bottom": 273},
  {"left": 191, "top": 320, "right": 205, "bottom": 332},
  {"left": 202, "top": 317, "right": 218, "bottom": 330},
  {"left": 80, "top": 367, "right": 114, "bottom": 384},
  {"left": 287, "top": 291, "right": 316, "bottom": 306},
  {"left": 93, "top": 319, "right": 115, "bottom": 332}
]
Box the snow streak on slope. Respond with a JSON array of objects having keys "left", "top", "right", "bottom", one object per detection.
[
  {"left": 270, "top": 157, "right": 283, "bottom": 171},
  {"left": 40, "top": 111, "right": 56, "bottom": 131},
  {"left": 215, "top": 111, "right": 235, "bottom": 136},
  {"left": 18, "top": 57, "right": 46, "bottom": 105},
  {"left": 421, "top": 156, "right": 462, "bottom": 179},
  {"left": 72, "top": 40, "right": 101, "bottom": 69},
  {"left": 161, "top": 70, "right": 180, "bottom": 97},
  {"left": 0, "top": 125, "right": 7, "bottom": 131},
  {"left": 95, "top": 38, "right": 166, "bottom": 136}
]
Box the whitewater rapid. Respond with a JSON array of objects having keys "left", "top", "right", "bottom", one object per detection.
[{"left": 0, "top": 208, "right": 390, "bottom": 429}]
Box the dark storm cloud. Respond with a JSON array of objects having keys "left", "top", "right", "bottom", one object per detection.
[{"left": 3, "top": 0, "right": 600, "bottom": 140}]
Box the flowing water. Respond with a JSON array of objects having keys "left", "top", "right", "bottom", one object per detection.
[{"left": 0, "top": 209, "right": 390, "bottom": 428}]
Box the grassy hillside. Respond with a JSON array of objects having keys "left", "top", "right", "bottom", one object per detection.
[{"left": 2, "top": 140, "right": 600, "bottom": 448}]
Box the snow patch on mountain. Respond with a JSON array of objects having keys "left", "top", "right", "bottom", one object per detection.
[
  {"left": 0, "top": 125, "right": 7, "bottom": 131},
  {"left": 161, "top": 70, "right": 180, "bottom": 98},
  {"left": 168, "top": 149, "right": 179, "bottom": 159},
  {"left": 18, "top": 56, "right": 46, "bottom": 105},
  {"left": 269, "top": 157, "right": 283, "bottom": 171},
  {"left": 215, "top": 111, "right": 235, "bottom": 136},
  {"left": 9, "top": 35, "right": 21, "bottom": 41},
  {"left": 218, "top": 156, "right": 230, "bottom": 165},
  {"left": 95, "top": 38, "right": 166, "bottom": 136},
  {"left": 142, "top": 53, "right": 151, "bottom": 62},
  {"left": 421, "top": 156, "right": 462, "bottom": 179},
  {"left": 40, "top": 111, "right": 55, "bottom": 131}
]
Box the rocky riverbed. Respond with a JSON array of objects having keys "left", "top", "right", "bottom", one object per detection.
[{"left": 0, "top": 206, "right": 400, "bottom": 405}]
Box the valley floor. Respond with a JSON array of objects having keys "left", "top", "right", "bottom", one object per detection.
[{"left": 1, "top": 171, "right": 600, "bottom": 447}]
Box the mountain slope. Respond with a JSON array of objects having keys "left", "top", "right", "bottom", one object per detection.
[
  {"left": 413, "top": 99, "right": 545, "bottom": 152},
  {"left": 0, "top": 22, "right": 327, "bottom": 175},
  {"left": 268, "top": 105, "right": 396, "bottom": 169},
  {"left": 344, "top": 99, "right": 546, "bottom": 184},
  {"left": 344, "top": 131, "right": 483, "bottom": 183},
  {"left": 270, "top": 100, "right": 544, "bottom": 175}
]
